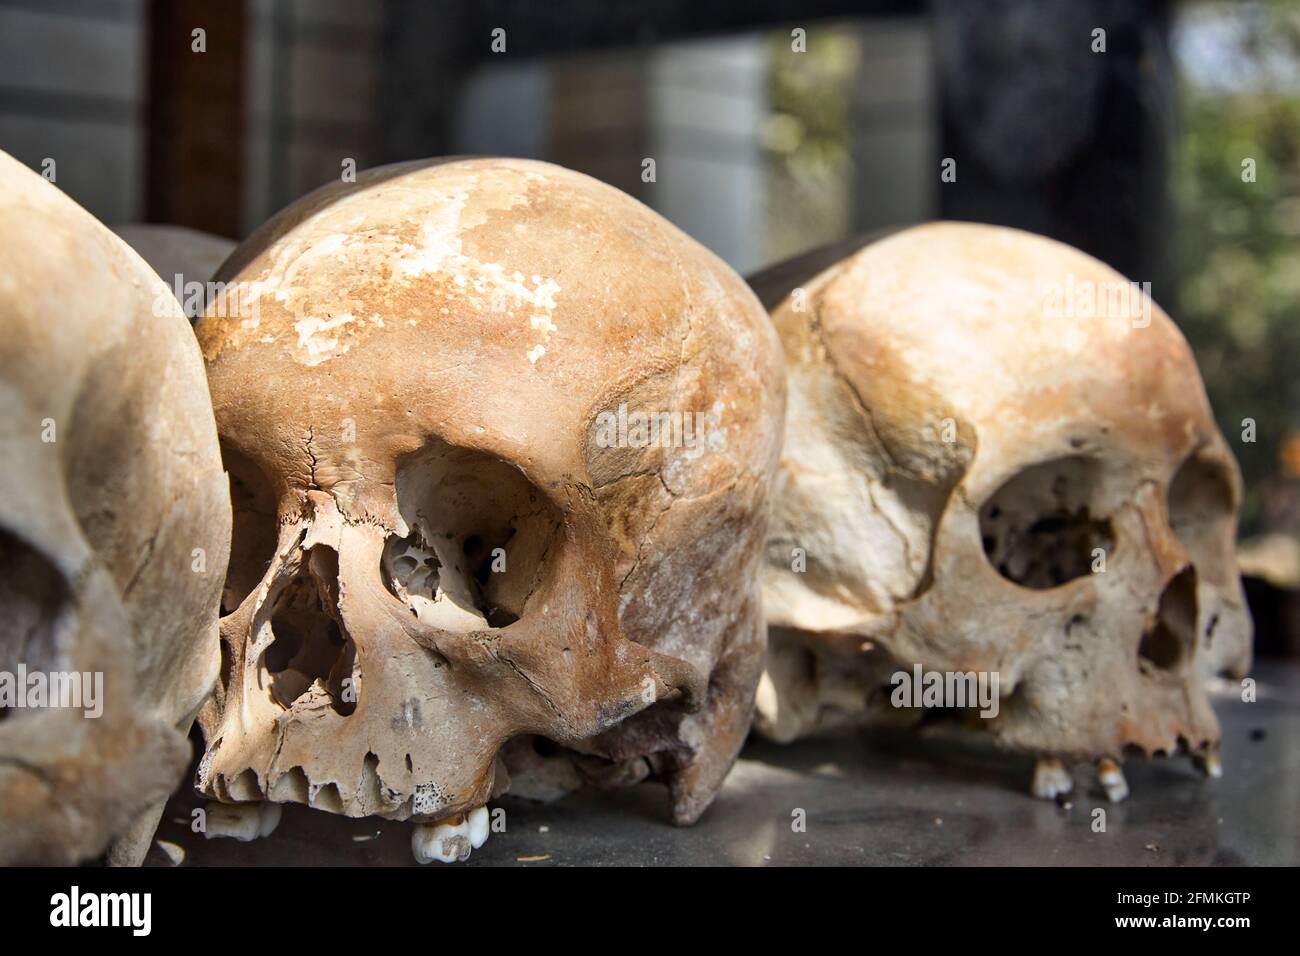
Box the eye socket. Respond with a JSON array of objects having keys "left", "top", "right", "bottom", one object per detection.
[
  {"left": 979, "top": 456, "right": 1115, "bottom": 589},
  {"left": 1168, "top": 452, "right": 1236, "bottom": 562},
  {"left": 0, "top": 530, "right": 72, "bottom": 723},
  {"left": 384, "top": 443, "right": 561, "bottom": 631},
  {"left": 222, "top": 446, "right": 279, "bottom": 615}
]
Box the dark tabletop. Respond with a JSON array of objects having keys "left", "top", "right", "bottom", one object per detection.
[{"left": 145, "top": 660, "right": 1300, "bottom": 866}]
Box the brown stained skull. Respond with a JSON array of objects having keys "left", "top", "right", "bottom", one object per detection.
[
  {"left": 0, "top": 153, "right": 230, "bottom": 864},
  {"left": 752, "top": 223, "right": 1251, "bottom": 800},
  {"left": 193, "top": 158, "right": 784, "bottom": 860}
]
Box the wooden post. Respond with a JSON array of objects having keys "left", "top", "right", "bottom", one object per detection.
[{"left": 145, "top": 0, "right": 247, "bottom": 238}]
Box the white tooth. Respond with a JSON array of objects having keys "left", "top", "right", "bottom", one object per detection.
[
  {"left": 1097, "top": 758, "right": 1129, "bottom": 802},
  {"left": 467, "top": 805, "right": 491, "bottom": 849},
  {"left": 412, "top": 813, "right": 474, "bottom": 864},
  {"left": 203, "top": 801, "right": 282, "bottom": 841},
  {"left": 1031, "top": 757, "right": 1073, "bottom": 799},
  {"left": 258, "top": 802, "right": 282, "bottom": 837},
  {"left": 1194, "top": 752, "right": 1223, "bottom": 779},
  {"left": 156, "top": 840, "right": 185, "bottom": 866}
]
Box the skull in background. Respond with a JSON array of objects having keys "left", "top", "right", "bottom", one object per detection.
[
  {"left": 111, "top": 224, "right": 237, "bottom": 322},
  {"left": 193, "top": 157, "right": 783, "bottom": 862},
  {"left": 0, "top": 152, "right": 230, "bottom": 864},
  {"left": 753, "top": 222, "right": 1251, "bottom": 800}
]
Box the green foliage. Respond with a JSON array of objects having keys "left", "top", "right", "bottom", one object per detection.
[
  {"left": 762, "top": 28, "right": 858, "bottom": 262},
  {"left": 1174, "top": 2, "right": 1300, "bottom": 534}
]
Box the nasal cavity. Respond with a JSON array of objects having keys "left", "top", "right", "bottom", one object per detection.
[
  {"left": 1139, "top": 566, "right": 1198, "bottom": 671},
  {"left": 264, "top": 546, "right": 357, "bottom": 716}
]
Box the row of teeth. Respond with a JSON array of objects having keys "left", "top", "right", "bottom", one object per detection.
[
  {"left": 201, "top": 754, "right": 1226, "bottom": 856},
  {"left": 202, "top": 801, "right": 491, "bottom": 864},
  {"left": 1031, "top": 752, "right": 1222, "bottom": 804}
]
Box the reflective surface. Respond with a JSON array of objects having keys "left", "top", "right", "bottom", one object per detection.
[{"left": 147, "top": 661, "right": 1300, "bottom": 866}]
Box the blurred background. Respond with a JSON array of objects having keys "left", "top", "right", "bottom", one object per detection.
[{"left": 1, "top": 0, "right": 1297, "bottom": 650}]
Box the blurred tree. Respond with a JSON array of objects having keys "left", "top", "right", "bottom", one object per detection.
[
  {"left": 762, "top": 27, "right": 859, "bottom": 264},
  {"left": 1174, "top": 0, "right": 1300, "bottom": 536}
]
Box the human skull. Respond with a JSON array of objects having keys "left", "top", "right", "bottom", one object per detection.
[
  {"left": 192, "top": 157, "right": 783, "bottom": 861},
  {"left": 753, "top": 222, "right": 1251, "bottom": 800},
  {"left": 0, "top": 152, "right": 231, "bottom": 863},
  {"left": 112, "top": 224, "right": 236, "bottom": 321}
]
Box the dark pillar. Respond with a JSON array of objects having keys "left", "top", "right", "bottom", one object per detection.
[
  {"left": 145, "top": 0, "right": 247, "bottom": 238},
  {"left": 933, "top": 0, "right": 1174, "bottom": 295}
]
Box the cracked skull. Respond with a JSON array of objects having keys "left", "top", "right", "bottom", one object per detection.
[
  {"left": 193, "top": 157, "right": 783, "bottom": 860},
  {"left": 0, "top": 153, "right": 230, "bottom": 863},
  {"left": 752, "top": 223, "right": 1251, "bottom": 800}
]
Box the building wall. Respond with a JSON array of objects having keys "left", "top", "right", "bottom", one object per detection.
[
  {"left": 470, "top": 35, "right": 771, "bottom": 274},
  {"left": 0, "top": 0, "right": 381, "bottom": 235},
  {"left": 0, "top": 3, "right": 932, "bottom": 262},
  {"left": 0, "top": 0, "right": 146, "bottom": 225},
  {"left": 850, "top": 17, "right": 935, "bottom": 235},
  {"left": 244, "top": 0, "right": 380, "bottom": 234}
]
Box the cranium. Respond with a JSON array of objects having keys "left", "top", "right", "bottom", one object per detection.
[
  {"left": 193, "top": 157, "right": 783, "bottom": 861},
  {"left": 753, "top": 222, "right": 1251, "bottom": 800},
  {"left": 112, "top": 224, "right": 237, "bottom": 321},
  {"left": 0, "top": 152, "right": 231, "bottom": 863}
]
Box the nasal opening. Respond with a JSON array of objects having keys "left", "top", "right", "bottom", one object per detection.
[
  {"left": 263, "top": 546, "right": 357, "bottom": 716},
  {"left": 1138, "top": 566, "right": 1198, "bottom": 671}
]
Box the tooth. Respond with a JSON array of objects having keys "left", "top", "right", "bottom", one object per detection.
[
  {"left": 467, "top": 805, "right": 490, "bottom": 849},
  {"left": 1193, "top": 751, "right": 1223, "bottom": 779},
  {"left": 412, "top": 807, "right": 491, "bottom": 864},
  {"left": 156, "top": 839, "right": 185, "bottom": 866},
  {"left": 203, "top": 801, "right": 282, "bottom": 841},
  {"left": 1031, "top": 757, "right": 1073, "bottom": 799},
  {"left": 1096, "top": 757, "right": 1129, "bottom": 802}
]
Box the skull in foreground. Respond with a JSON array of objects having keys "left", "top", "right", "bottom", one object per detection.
[
  {"left": 193, "top": 157, "right": 783, "bottom": 861},
  {"left": 753, "top": 222, "right": 1251, "bottom": 801},
  {"left": 0, "top": 152, "right": 230, "bottom": 864}
]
